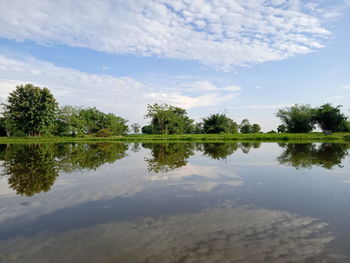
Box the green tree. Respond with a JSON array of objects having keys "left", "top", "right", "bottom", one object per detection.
[
  {"left": 277, "top": 124, "right": 287, "bottom": 133},
  {"left": 79, "top": 107, "right": 128, "bottom": 135},
  {"left": 55, "top": 106, "right": 85, "bottom": 136},
  {"left": 145, "top": 104, "right": 193, "bottom": 134},
  {"left": 2, "top": 84, "right": 58, "bottom": 136},
  {"left": 313, "top": 103, "right": 348, "bottom": 132},
  {"left": 142, "top": 124, "right": 154, "bottom": 134},
  {"left": 276, "top": 104, "right": 315, "bottom": 133},
  {"left": 202, "top": 114, "right": 235, "bottom": 134},
  {"left": 251, "top": 123, "right": 261, "bottom": 133},
  {"left": 239, "top": 119, "right": 252, "bottom": 133},
  {"left": 131, "top": 123, "right": 141, "bottom": 134}
]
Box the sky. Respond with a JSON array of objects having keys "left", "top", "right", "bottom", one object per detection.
[{"left": 0, "top": 0, "right": 349, "bottom": 131}]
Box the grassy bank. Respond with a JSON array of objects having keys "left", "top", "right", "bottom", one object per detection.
[{"left": 1, "top": 132, "right": 350, "bottom": 143}]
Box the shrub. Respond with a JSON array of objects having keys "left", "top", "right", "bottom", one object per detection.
[{"left": 95, "top": 128, "right": 112, "bottom": 137}]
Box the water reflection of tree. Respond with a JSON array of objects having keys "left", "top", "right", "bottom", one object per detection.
[
  {"left": 201, "top": 142, "right": 261, "bottom": 159},
  {"left": 1, "top": 144, "right": 59, "bottom": 196},
  {"left": 0, "top": 143, "right": 128, "bottom": 196},
  {"left": 278, "top": 143, "right": 349, "bottom": 169},
  {"left": 57, "top": 143, "right": 128, "bottom": 172},
  {"left": 143, "top": 143, "right": 195, "bottom": 173},
  {"left": 201, "top": 143, "right": 239, "bottom": 160}
]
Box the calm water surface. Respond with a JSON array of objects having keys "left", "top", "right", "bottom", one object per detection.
[{"left": 1, "top": 142, "right": 350, "bottom": 262}]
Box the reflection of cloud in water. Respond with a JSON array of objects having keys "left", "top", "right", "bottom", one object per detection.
[
  {"left": 147, "top": 164, "right": 242, "bottom": 192},
  {"left": 0, "top": 201, "right": 343, "bottom": 263}
]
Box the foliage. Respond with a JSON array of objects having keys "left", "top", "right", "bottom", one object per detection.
[
  {"left": 2, "top": 84, "right": 58, "bottom": 136},
  {"left": 202, "top": 114, "right": 237, "bottom": 134},
  {"left": 239, "top": 119, "right": 252, "bottom": 133},
  {"left": 96, "top": 128, "right": 113, "bottom": 137},
  {"left": 145, "top": 104, "right": 194, "bottom": 134},
  {"left": 251, "top": 123, "right": 261, "bottom": 133},
  {"left": 277, "top": 124, "right": 287, "bottom": 133},
  {"left": 131, "top": 123, "right": 141, "bottom": 134},
  {"left": 276, "top": 104, "right": 316, "bottom": 133},
  {"left": 313, "top": 103, "right": 348, "bottom": 132},
  {"left": 54, "top": 106, "right": 127, "bottom": 137},
  {"left": 55, "top": 106, "right": 85, "bottom": 136},
  {"left": 193, "top": 122, "right": 204, "bottom": 134}
]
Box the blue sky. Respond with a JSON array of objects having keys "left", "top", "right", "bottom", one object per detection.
[{"left": 0, "top": 0, "right": 349, "bottom": 131}]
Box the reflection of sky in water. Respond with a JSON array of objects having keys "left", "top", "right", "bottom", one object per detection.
[{"left": 1, "top": 143, "right": 350, "bottom": 262}]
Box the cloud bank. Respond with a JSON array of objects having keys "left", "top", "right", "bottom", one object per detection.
[{"left": 0, "top": 0, "right": 335, "bottom": 69}]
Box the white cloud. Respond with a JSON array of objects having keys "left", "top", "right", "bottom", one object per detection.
[
  {"left": 0, "top": 0, "right": 336, "bottom": 69},
  {"left": 341, "top": 85, "right": 350, "bottom": 90},
  {"left": 146, "top": 92, "right": 240, "bottom": 109},
  {"left": 231, "top": 103, "right": 293, "bottom": 110}
]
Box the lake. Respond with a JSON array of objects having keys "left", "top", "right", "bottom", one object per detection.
[{"left": 0, "top": 142, "right": 350, "bottom": 262}]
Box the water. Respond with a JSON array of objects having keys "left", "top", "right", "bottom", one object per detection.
[{"left": 0, "top": 142, "right": 350, "bottom": 262}]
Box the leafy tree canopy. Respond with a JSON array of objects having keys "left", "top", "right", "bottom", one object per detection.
[
  {"left": 145, "top": 103, "right": 194, "bottom": 134},
  {"left": 313, "top": 103, "right": 348, "bottom": 132},
  {"left": 2, "top": 84, "right": 58, "bottom": 136},
  {"left": 276, "top": 104, "right": 316, "bottom": 133}
]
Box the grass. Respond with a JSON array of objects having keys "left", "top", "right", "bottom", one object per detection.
[{"left": 1, "top": 132, "right": 350, "bottom": 143}]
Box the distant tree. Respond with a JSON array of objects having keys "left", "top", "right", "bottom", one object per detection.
[
  {"left": 239, "top": 119, "right": 252, "bottom": 133},
  {"left": 130, "top": 123, "right": 141, "bottom": 134},
  {"left": 276, "top": 104, "right": 315, "bottom": 133},
  {"left": 251, "top": 123, "right": 261, "bottom": 133},
  {"left": 227, "top": 119, "right": 239, "bottom": 133},
  {"left": 145, "top": 103, "right": 193, "bottom": 134},
  {"left": 203, "top": 114, "right": 233, "bottom": 134},
  {"left": 267, "top": 130, "right": 277, "bottom": 133},
  {"left": 313, "top": 103, "right": 348, "bottom": 132},
  {"left": 55, "top": 106, "right": 85, "bottom": 137},
  {"left": 2, "top": 84, "right": 58, "bottom": 136},
  {"left": 142, "top": 124, "right": 154, "bottom": 134},
  {"left": 277, "top": 124, "right": 287, "bottom": 133},
  {"left": 79, "top": 107, "right": 128, "bottom": 135},
  {"left": 193, "top": 122, "right": 204, "bottom": 134}
]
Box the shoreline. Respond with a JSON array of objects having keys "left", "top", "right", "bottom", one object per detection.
[{"left": 0, "top": 133, "right": 350, "bottom": 143}]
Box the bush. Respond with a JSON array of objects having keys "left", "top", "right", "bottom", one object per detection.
[{"left": 95, "top": 129, "right": 112, "bottom": 137}]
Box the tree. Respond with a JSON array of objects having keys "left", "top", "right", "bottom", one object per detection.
[
  {"left": 142, "top": 125, "right": 154, "bottom": 134},
  {"left": 2, "top": 84, "right": 58, "bottom": 136},
  {"left": 202, "top": 114, "right": 236, "bottom": 134},
  {"left": 54, "top": 106, "right": 85, "bottom": 137},
  {"left": 277, "top": 124, "right": 287, "bottom": 133},
  {"left": 313, "top": 103, "right": 348, "bottom": 132},
  {"left": 239, "top": 119, "right": 252, "bottom": 133},
  {"left": 145, "top": 104, "right": 193, "bottom": 134},
  {"left": 131, "top": 123, "right": 141, "bottom": 134},
  {"left": 276, "top": 104, "right": 315, "bottom": 133},
  {"left": 251, "top": 123, "right": 261, "bottom": 133},
  {"left": 78, "top": 107, "right": 128, "bottom": 135}
]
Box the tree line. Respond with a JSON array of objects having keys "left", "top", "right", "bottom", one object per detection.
[
  {"left": 0, "top": 84, "right": 349, "bottom": 137},
  {"left": 0, "top": 84, "right": 128, "bottom": 137}
]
